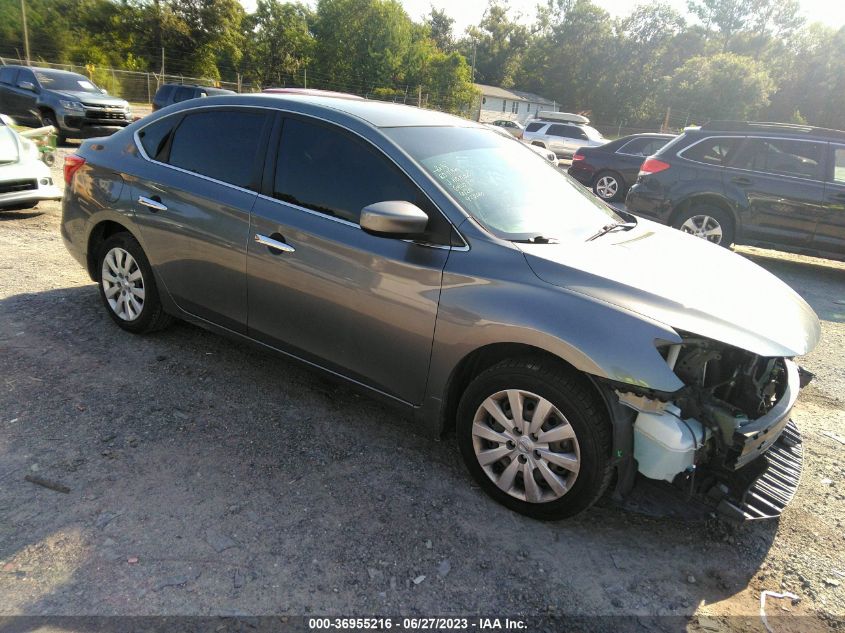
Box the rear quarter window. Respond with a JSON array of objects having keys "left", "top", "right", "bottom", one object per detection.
[
  {"left": 680, "top": 136, "right": 743, "bottom": 166},
  {"left": 0, "top": 67, "right": 18, "bottom": 85},
  {"left": 525, "top": 122, "right": 544, "bottom": 133}
]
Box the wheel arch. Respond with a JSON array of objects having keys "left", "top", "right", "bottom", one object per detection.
[
  {"left": 439, "top": 343, "right": 610, "bottom": 438},
  {"left": 86, "top": 219, "right": 135, "bottom": 281},
  {"left": 670, "top": 193, "right": 740, "bottom": 236}
]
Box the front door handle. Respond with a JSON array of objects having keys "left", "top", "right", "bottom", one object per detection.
[
  {"left": 255, "top": 233, "right": 295, "bottom": 254},
  {"left": 731, "top": 176, "right": 752, "bottom": 186},
  {"left": 138, "top": 195, "right": 167, "bottom": 212}
]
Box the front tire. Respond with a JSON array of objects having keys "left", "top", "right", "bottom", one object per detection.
[
  {"left": 457, "top": 358, "right": 613, "bottom": 520},
  {"left": 672, "top": 204, "right": 735, "bottom": 247},
  {"left": 96, "top": 233, "right": 173, "bottom": 334},
  {"left": 40, "top": 111, "right": 66, "bottom": 146}
]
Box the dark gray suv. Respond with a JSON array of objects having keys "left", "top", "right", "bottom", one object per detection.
[
  {"left": 61, "top": 94, "right": 820, "bottom": 521},
  {"left": 0, "top": 65, "right": 132, "bottom": 143}
]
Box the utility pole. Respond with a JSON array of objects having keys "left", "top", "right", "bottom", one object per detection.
[
  {"left": 160, "top": 47, "right": 165, "bottom": 77},
  {"left": 20, "top": 0, "right": 30, "bottom": 66},
  {"left": 418, "top": 85, "right": 422, "bottom": 107},
  {"left": 470, "top": 39, "right": 477, "bottom": 83},
  {"left": 303, "top": 67, "right": 307, "bottom": 89}
]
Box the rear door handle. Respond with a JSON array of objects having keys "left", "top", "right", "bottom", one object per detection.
[
  {"left": 138, "top": 195, "right": 167, "bottom": 212},
  {"left": 731, "top": 177, "right": 752, "bottom": 186},
  {"left": 255, "top": 233, "right": 295, "bottom": 254}
]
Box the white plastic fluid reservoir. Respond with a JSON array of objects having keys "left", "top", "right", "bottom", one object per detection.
[{"left": 633, "top": 404, "right": 708, "bottom": 482}]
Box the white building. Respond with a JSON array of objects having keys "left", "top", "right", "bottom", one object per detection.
[{"left": 474, "top": 84, "right": 558, "bottom": 125}]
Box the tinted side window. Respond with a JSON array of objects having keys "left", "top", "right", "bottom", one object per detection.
[
  {"left": 173, "top": 87, "right": 194, "bottom": 103},
  {"left": 156, "top": 85, "right": 175, "bottom": 102},
  {"left": 681, "top": 137, "right": 742, "bottom": 166},
  {"left": 832, "top": 147, "right": 845, "bottom": 184},
  {"left": 274, "top": 118, "right": 421, "bottom": 224},
  {"left": 642, "top": 137, "right": 670, "bottom": 155},
  {"left": 617, "top": 137, "right": 650, "bottom": 155},
  {"left": 17, "top": 68, "right": 36, "bottom": 86},
  {"left": 137, "top": 116, "right": 178, "bottom": 161},
  {"left": 168, "top": 110, "right": 268, "bottom": 189},
  {"left": 733, "top": 138, "right": 825, "bottom": 180},
  {"left": 525, "top": 122, "right": 544, "bottom": 133},
  {"left": 0, "top": 67, "right": 18, "bottom": 85}
]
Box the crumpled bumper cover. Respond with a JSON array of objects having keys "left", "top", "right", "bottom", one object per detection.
[{"left": 717, "top": 419, "right": 803, "bottom": 521}]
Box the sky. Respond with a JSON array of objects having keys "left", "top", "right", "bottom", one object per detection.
[{"left": 238, "top": 0, "right": 845, "bottom": 34}]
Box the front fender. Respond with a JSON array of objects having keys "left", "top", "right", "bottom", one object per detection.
[{"left": 422, "top": 238, "right": 683, "bottom": 430}]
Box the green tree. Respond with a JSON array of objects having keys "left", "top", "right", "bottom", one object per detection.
[
  {"left": 313, "top": 0, "right": 412, "bottom": 92},
  {"left": 686, "top": 0, "right": 754, "bottom": 51},
  {"left": 241, "top": 0, "right": 313, "bottom": 88},
  {"left": 460, "top": 0, "right": 529, "bottom": 87},
  {"left": 425, "top": 6, "right": 454, "bottom": 52},
  {"left": 668, "top": 52, "right": 774, "bottom": 120}
]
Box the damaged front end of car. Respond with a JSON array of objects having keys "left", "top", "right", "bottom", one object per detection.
[{"left": 608, "top": 334, "right": 813, "bottom": 521}]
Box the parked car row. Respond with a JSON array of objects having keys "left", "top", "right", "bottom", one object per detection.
[{"left": 624, "top": 121, "right": 845, "bottom": 261}]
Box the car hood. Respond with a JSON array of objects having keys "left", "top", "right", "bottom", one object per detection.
[
  {"left": 518, "top": 219, "right": 821, "bottom": 358},
  {"left": 53, "top": 91, "right": 128, "bottom": 107}
]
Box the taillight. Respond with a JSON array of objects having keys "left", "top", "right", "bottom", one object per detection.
[
  {"left": 638, "top": 158, "right": 670, "bottom": 176},
  {"left": 572, "top": 152, "right": 585, "bottom": 161},
  {"left": 64, "top": 154, "right": 86, "bottom": 185}
]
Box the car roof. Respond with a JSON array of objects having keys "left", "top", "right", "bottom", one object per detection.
[
  {"left": 691, "top": 121, "right": 845, "bottom": 142},
  {"left": 175, "top": 93, "right": 481, "bottom": 129},
  {"left": 12, "top": 65, "right": 82, "bottom": 76}
]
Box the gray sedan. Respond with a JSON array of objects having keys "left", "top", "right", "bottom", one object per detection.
[{"left": 61, "top": 94, "right": 820, "bottom": 521}]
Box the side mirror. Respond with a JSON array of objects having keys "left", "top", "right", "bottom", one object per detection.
[
  {"left": 360, "top": 201, "right": 429, "bottom": 239},
  {"left": 100, "top": 89, "right": 108, "bottom": 95},
  {"left": 18, "top": 81, "right": 36, "bottom": 92}
]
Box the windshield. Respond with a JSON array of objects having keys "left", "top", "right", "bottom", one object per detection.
[
  {"left": 386, "top": 126, "right": 622, "bottom": 240},
  {"left": 34, "top": 71, "right": 102, "bottom": 93},
  {"left": 582, "top": 125, "right": 604, "bottom": 141}
]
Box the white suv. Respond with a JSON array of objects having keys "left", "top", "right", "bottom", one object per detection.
[{"left": 523, "top": 121, "right": 606, "bottom": 158}]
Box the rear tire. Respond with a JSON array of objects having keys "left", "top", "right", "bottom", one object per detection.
[
  {"left": 457, "top": 358, "right": 613, "bottom": 520},
  {"left": 592, "top": 171, "right": 625, "bottom": 202},
  {"left": 96, "top": 233, "right": 173, "bottom": 334},
  {"left": 672, "top": 204, "right": 735, "bottom": 247}
]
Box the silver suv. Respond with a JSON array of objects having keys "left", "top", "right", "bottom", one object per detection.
[
  {"left": 61, "top": 94, "right": 819, "bottom": 521},
  {"left": 523, "top": 120, "right": 606, "bottom": 158}
]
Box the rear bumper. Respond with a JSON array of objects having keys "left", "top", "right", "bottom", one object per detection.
[
  {"left": 567, "top": 164, "right": 594, "bottom": 186},
  {"left": 625, "top": 184, "right": 673, "bottom": 223}
]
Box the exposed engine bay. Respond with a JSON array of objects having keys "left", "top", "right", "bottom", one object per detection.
[{"left": 611, "top": 334, "right": 811, "bottom": 520}]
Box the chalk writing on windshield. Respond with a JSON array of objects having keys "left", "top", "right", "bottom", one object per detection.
[{"left": 430, "top": 162, "right": 484, "bottom": 203}]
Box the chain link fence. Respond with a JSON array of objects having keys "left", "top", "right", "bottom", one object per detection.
[{"left": 0, "top": 56, "right": 242, "bottom": 105}]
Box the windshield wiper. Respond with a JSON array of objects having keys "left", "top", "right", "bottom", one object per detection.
[
  {"left": 512, "top": 235, "right": 559, "bottom": 244},
  {"left": 585, "top": 221, "right": 637, "bottom": 242}
]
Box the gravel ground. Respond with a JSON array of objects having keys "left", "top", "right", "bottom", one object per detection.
[{"left": 0, "top": 148, "right": 844, "bottom": 632}]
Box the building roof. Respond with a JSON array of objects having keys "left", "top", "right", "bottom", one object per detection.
[
  {"left": 510, "top": 89, "right": 556, "bottom": 106},
  {"left": 474, "top": 83, "right": 556, "bottom": 105}
]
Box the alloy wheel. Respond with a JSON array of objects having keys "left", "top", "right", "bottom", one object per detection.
[
  {"left": 471, "top": 389, "right": 580, "bottom": 504},
  {"left": 101, "top": 247, "right": 145, "bottom": 321},
  {"left": 595, "top": 175, "right": 619, "bottom": 199},
  {"left": 680, "top": 214, "right": 723, "bottom": 244}
]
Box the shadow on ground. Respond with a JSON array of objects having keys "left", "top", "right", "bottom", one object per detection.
[{"left": 0, "top": 285, "right": 781, "bottom": 630}]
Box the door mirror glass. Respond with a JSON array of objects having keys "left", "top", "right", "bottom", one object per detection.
[
  {"left": 360, "top": 201, "right": 429, "bottom": 238},
  {"left": 18, "top": 81, "right": 36, "bottom": 92}
]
